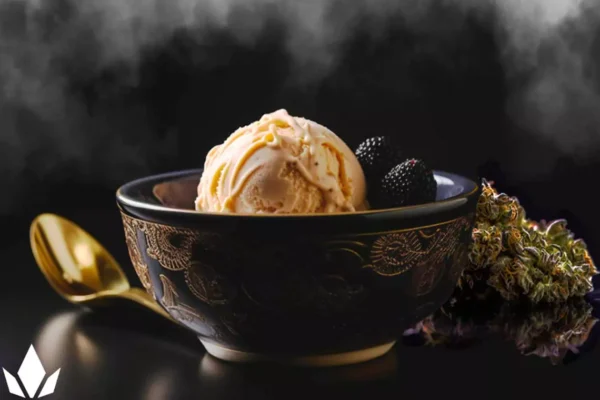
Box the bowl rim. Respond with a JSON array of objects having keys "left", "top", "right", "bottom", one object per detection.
[{"left": 116, "top": 168, "right": 480, "bottom": 219}]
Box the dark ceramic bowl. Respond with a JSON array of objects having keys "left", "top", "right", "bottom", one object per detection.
[{"left": 116, "top": 169, "right": 480, "bottom": 366}]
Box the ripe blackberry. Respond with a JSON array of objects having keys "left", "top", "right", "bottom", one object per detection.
[
  {"left": 379, "top": 159, "right": 437, "bottom": 207},
  {"left": 355, "top": 136, "right": 404, "bottom": 183}
]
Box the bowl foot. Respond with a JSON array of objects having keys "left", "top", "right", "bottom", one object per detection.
[{"left": 199, "top": 339, "right": 396, "bottom": 367}]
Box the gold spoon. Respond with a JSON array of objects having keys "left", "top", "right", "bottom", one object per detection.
[{"left": 30, "top": 213, "right": 175, "bottom": 323}]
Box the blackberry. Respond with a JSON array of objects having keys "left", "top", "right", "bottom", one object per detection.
[
  {"left": 379, "top": 159, "right": 437, "bottom": 207},
  {"left": 355, "top": 136, "right": 404, "bottom": 183}
]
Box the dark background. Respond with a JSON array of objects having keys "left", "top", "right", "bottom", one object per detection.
[{"left": 1, "top": 0, "right": 598, "bottom": 254}]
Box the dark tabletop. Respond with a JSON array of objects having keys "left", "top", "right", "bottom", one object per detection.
[{"left": 0, "top": 208, "right": 599, "bottom": 400}]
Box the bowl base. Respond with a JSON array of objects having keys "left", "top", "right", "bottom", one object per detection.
[{"left": 199, "top": 339, "right": 396, "bottom": 367}]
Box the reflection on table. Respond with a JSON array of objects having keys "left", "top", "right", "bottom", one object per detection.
[{"left": 403, "top": 286, "right": 600, "bottom": 365}]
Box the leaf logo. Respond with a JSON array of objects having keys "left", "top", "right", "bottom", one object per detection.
[{"left": 3, "top": 345, "right": 60, "bottom": 398}]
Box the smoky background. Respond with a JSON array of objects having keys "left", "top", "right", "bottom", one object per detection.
[{"left": 1, "top": 0, "right": 599, "bottom": 249}]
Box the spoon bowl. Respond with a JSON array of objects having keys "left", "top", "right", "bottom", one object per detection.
[{"left": 30, "top": 213, "right": 174, "bottom": 322}]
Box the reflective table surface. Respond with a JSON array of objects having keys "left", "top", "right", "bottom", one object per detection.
[{"left": 1, "top": 209, "right": 599, "bottom": 400}]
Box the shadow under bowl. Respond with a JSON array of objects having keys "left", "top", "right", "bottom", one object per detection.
[{"left": 116, "top": 169, "right": 480, "bottom": 367}]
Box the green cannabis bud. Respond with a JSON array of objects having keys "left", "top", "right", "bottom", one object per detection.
[{"left": 463, "top": 180, "right": 597, "bottom": 303}]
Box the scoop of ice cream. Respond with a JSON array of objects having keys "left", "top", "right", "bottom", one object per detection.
[{"left": 195, "top": 109, "right": 367, "bottom": 214}]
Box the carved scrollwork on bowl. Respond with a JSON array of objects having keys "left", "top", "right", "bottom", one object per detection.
[
  {"left": 207, "top": 311, "right": 249, "bottom": 344},
  {"left": 313, "top": 274, "right": 367, "bottom": 314},
  {"left": 367, "top": 231, "right": 425, "bottom": 276},
  {"left": 410, "top": 217, "right": 472, "bottom": 296},
  {"left": 119, "top": 210, "right": 476, "bottom": 347},
  {"left": 121, "top": 214, "right": 153, "bottom": 295},
  {"left": 323, "top": 241, "right": 368, "bottom": 271},
  {"left": 364, "top": 217, "right": 472, "bottom": 278},
  {"left": 159, "top": 274, "right": 206, "bottom": 324},
  {"left": 184, "top": 261, "right": 237, "bottom": 305},
  {"left": 447, "top": 214, "right": 475, "bottom": 282},
  {"left": 140, "top": 222, "right": 199, "bottom": 271}
]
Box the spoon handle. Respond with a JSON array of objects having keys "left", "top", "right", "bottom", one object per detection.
[{"left": 120, "top": 288, "right": 177, "bottom": 323}]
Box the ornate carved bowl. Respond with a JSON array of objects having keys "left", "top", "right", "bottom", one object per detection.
[{"left": 116, "top": 169, "right": 479, "bottom": 366}]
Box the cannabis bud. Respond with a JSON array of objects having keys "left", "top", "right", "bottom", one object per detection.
[{"left": 463, "top": 180, "right": 597, "bottom": 303}]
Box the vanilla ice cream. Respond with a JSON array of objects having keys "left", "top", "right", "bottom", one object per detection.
[{"left": 195, "top": 109, "right": 367, "bottom": 214}]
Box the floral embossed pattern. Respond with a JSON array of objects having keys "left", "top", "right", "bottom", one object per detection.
[
  {"left": 119, "top": 211, "right": 475, "bottom": 343},
  {"left": 159, "top": 274, "right": 204, "bottom": 323},
  {"left": 184, "top": 261, "right": 237, "bottom": 305},
  {"left": 142, "top": 222, "right": 199, "bottom": 271},
  {"left": 369, "top": 232, "right": 423, "bottom": 276},
  {"left": 121, "top": 214, "right": 153, "bottom": 295},
  {"left": 366, "top": 217, "right": 472, "bottom": 277},
  {"left": 121, "top": 213, "right": 473, "bottom": 302}
]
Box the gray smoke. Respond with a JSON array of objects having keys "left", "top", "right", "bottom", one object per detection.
[
  {"left": 497, "top": 0, "right": 600, "bottom": 157},
  {"left": 0, "top": 0, "right": 599, "bottom": 213}
]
